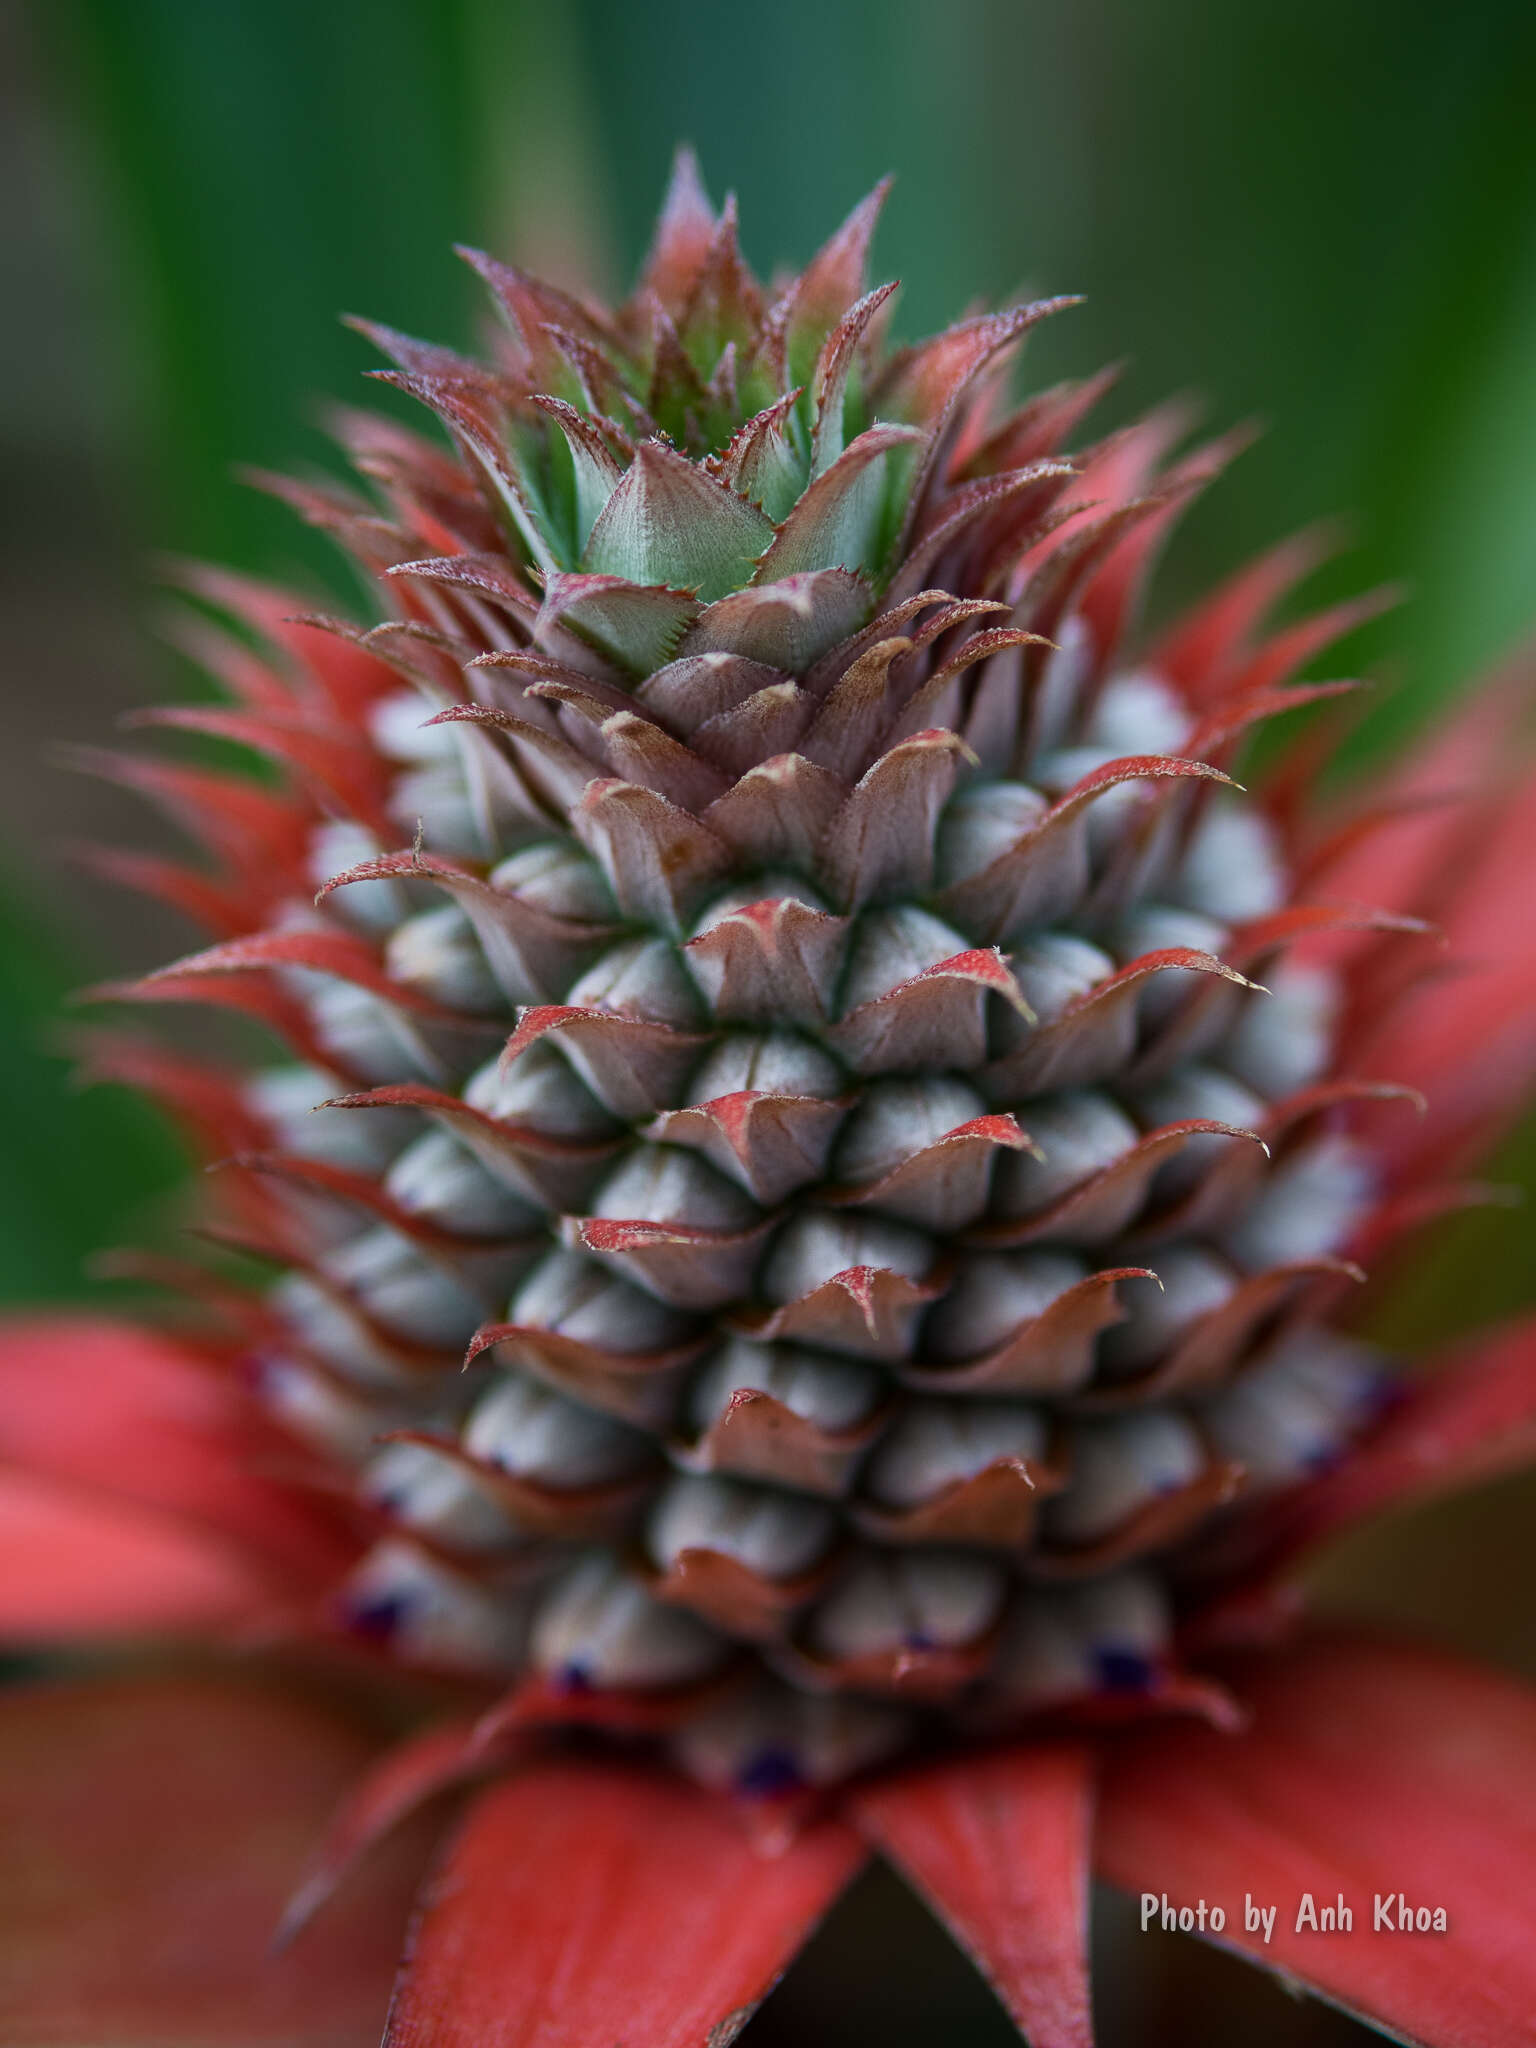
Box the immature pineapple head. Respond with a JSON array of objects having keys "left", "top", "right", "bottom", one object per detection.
[{"left": 108, "top": 151, "right": 1398, "bottom": 1793}]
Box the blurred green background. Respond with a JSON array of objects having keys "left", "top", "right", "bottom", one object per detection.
[{"left": 5, "top": 2, "right": 1535, "bottom": 2038}]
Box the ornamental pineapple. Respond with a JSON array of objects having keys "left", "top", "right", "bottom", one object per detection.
[{"left": 89, "top": 150, "right": 1406, "bottom": 1793}]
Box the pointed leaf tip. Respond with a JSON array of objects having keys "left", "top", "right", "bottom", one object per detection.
[
  {"left": 854, "top": 1743, "right": 1095, "bottom": 2048},
  {"left": 642, "top": 146, "right": 719, "bottom": 313}
]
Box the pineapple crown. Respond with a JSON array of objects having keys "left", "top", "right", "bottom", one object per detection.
[
  {"left": 348, "top": 152, "right": 1080, "bottom": 684},
  {"left": 85, "top": 149, "right": 1412, "bottom": 1796}
]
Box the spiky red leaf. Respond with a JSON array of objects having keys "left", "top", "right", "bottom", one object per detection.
[{"left": 852, "top": 1743, "right": 1095, "bottom": 2048}]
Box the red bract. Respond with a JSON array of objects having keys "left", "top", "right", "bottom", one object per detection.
[{"left": 4, "top": 151, "right": 1535, "bottom": 2044}]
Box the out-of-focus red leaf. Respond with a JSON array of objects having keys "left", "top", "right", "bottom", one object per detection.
[
  {"left": 0, "top": 1671, "right": 430, "bottom": 2045},
  {"left": 0, "top": 1469, "right": 271, "bottom": 1636},
  {"left": 1308, "top": 665, "right": 1530, "bottom": 928},
  {"left": 1259, "top": 1313, "right": 1536, "bottom": 1570},
  {"left": 1097, "top": 1629, "right": 1536, "bottom": 2048},
  {"left": 383, "top": 1754, "right": 866, "bottom": 2046},
  {"left": 1301, "top": 667, "right": 1536, "bottom": 1180},
  {"left": 0, "top": 1316, "right": 352, "bottom": 1589},
  {"left": 1358, "top": 758, "right": 1536, "bottom": 1181},
  {"left": 277, "top": 1715, "right": 493, "bottom": 1944}
]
